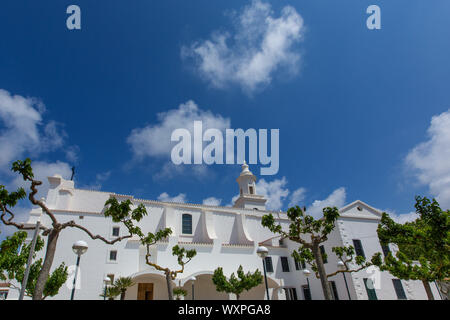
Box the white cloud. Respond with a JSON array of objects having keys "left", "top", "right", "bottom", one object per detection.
[
  {"left": 405, "top": 110, "right": 450, "bottom": 209},
  {"left": 288, "top": 187, "right": 306, "bottom": 207},
  {"left": 127, "top": 100, "right": 230, "bottom": 161},
  {"left": 255, "top": 177, "right": 290, "bottom": 211},
  {"left": 203, "top": 197, "right": 222, "bottom": 206},
  {"left": 384, "top": 210, "right": 417, "bottom": 224},
  {"left": 157, "top": 192, "right": 187, "bottom": 203},
  {"left": 153, "top": 162, "right": 209, "bottom": 181},
  {"left": 0, "top": 89, "right": 69, "bottom": 169},
  {"left": 306, "top": 187, "right": 347, "bottom": 218},
  {"left": 182, "top": 0, "right": 304, "bottom": 93}
]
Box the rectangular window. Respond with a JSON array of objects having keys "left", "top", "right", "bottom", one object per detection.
[
  {"left": 109, "top": 250, "right": 117, "bottom": 261},
  {"left": 285, "top": 288, "right": 298, "bottom": 300},
  {"left": 182, "top": 214, "right": 192, "bottom": 234},
  {"left": 302, "top": 285, "right": 311, "bottom": 300},
  {"left": 112, "top": 227, "right": 120, "bottom": 237},
  {"left": 353, "top": 239, "right": 366, "bottom": 259},
  {"left": 320, "top": 245, "right": 327, "bottom": 263},
  {"left": 392, "top": 279, "right": 407, "bottom": 300},
  {"left": 363, "top": 278, "right": 378, "bottom": 300},
  {"left": 281, "top": 257, "right": 290, "bottom": 272},
  {"left": 381, "top": 243, "right": 390, "bottom": 257},
  {"left": 264, "top": 257, "right": 274, "bottom": 273},
  {"left": 294, "top": 259, "right": 300, "bottom": 270},
  {"left": 301, "top": 260, "right": 306, "bottom": 269},
  {"left": 329, "top": 281, "right": 339, "bottom": 300}
]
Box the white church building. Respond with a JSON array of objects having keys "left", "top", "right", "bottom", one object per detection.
[{"left": 6, "top": 163, "right": 442, "bottom": 300}]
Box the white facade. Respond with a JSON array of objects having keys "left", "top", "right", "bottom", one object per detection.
[{"left": 6, "top": 164, "right": 442, "bottom": 300}]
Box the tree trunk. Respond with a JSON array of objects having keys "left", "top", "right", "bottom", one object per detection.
[
  {"left": 33, "top": 229, "right": 60, "bottom": 300},
  {"left": 312, "top": 243, "right": 333, "bottom": 300},
  {"left": 166, "top": 271, "right": 174, "bottom": 300},
  {"left": 120, "top": 290, "right": 126, "bottom": 300},
  {"left": 422, "top": 280, "right": 434, "bottom": 300},
  {"left": 236, "top": 294, "right": 240, "bottom": 300}
]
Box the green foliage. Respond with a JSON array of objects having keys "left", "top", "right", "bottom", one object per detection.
[
  {"left": 263, "top": 206, "right": 371, "bottom": 276},
  {"left": 103, "top": 197, "right": 172, "bottom": 244},
  {"left": 375, "top": 196, "right": 450, "bottom": 282},
  {"left": 11, "top": 158, "right": 34, "bottom": 180},
  {"left": 262, "top": 206, "right": 340, "bottom": 243},
  {"left": 172, "top": 245, "right": 197, "bottom": 266},
  {"left": 113, "top": 276, "right": 134, "bottom": 292},
  {"left": 100, "top": 285, "right": 121, "bottom": 300},
  {"left": 173, "top": 287, "right": 187, "bottom": 299},
  {"left": 212, "top": 265, "right": 263, "bottom": 299},
  {"left": 0, "top": 185, "right": 26, "bottom": 210},
  {"left": 0, "top": 231, "right": 68, "bottom": 298}
]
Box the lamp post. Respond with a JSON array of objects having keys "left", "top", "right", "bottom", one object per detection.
[
  {"left": 103, "top": 276, "right": 111, "bottom": 301},
  {"left": 70, "top": 240, "right": 88, "bottom": 300},
  {"left": 302, "top": 268, "right": 311, "bottom": 300},
  {"left": 19, "top": 220, "right": 41, "bottom": 300},
  {"left": 190, "top": 276, "right": 196, "bottom": 300},
  {"left": 257, "top": 246, "right": 270, "bottom": 300},
  {"left": 337, "top": 261, "right": 351, "bottom": 300}
]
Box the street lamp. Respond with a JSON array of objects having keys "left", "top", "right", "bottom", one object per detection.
[
  {"left": 189, "top": 276, "right": 196, "bottom": 300},
  {"left": 103, "top": 276, "right": 111, "bottom": 301},
  {"left": 337, "top": 261, "right": 351, "bottom": 300},
  {"left": 302, "top": 268, "right": 311, "bottom": 300},
  {"left": 70, "top": 240, "right": 88, "bottom": 300},
  {"left": 257, "top": 246, "right": 270, "bottom": 300}
]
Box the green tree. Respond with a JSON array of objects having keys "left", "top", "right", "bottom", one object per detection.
[
  {"left": 100, "top": 285, "right": 121, "bottom": 300},
  {"left": 212, "top": 265, "right": 263, "bottom": 300},
  {"left": 113, "top": 276, "right": 135, "bottom": 300},
  {"left": 103, "top": 197, "right": 197, "bottom": 300},
  {"left": 262, "top": 206, "right": 381, "bottom": 300},
  {"left": 0, "top": 231, "right": 68, "bottom": 299},
  {"left": 173, "top": 287, "right": 187, "bottom": 300},
  {"left": 375, "top": 196, "right": 450, "bottom": 300},
  {"left": 0, "top": 159, "right": 140, "bottom": 299}
]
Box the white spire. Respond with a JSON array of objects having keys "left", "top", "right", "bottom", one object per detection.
[{"left": 234, "top": 162, "right": 267, "bottom": 210}]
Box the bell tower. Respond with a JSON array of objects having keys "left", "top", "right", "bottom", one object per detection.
[{"left": 233, "top": 161, "right": 267, "bottom": 210}]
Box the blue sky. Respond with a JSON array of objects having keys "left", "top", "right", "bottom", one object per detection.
[{"left": 1, "top": 0, "right": 450, "bottom": 238}]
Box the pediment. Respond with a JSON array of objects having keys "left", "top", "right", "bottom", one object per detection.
[{"left": 339, "top": 200, "right": 382, "bottom": 220}]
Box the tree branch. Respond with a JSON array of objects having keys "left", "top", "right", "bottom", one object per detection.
[{"left": 60, "top": 221, "right": 132, "bottom": 244}]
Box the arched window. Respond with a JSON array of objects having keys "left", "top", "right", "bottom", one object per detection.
[{"left": 182, "top": 214, "right": 192, "bottom": 234}]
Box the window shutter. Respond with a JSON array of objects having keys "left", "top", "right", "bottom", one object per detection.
[
  {"left": 392, "top": 279, "right": 407, "bottom": 300},
  {"left": 264, "top": 257, "right": 274, "bottom": 272},
  {"left": 281, "top": 257, "right": 290, "bottom": 272},
  {"left": 353, "top": 239, "right": 366, "bottom": 259}
]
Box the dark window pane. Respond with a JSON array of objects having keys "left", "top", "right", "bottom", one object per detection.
[
  {"left": 353, "top": 239, "right": 366, "bottom": 259},
  {"left": 264, "top": 257, "right": 273, "bottom": 272},
  {"left": 363, "top": 278, "right": 378, "bottom": 300},
  {"left": 301, "top": 260, "right": 306, "bottom": 269},
  {"left": 112, "top": 227, "right": 120, "bottom": 237},
  {"left": 294, "top": 259, "right": 300, "bottom": 270},
  {"left": 320, "top": 245, "right": 328, "bottom": 263},
  {"left": 281, "top": 257, "right": 290, "bottom": 272},
  {"left": 330, "top": 281, "right": 339, "bottom": 300},
  {"left": 291, "top": 288, "right": 298, "bottom": 300},
  {"left": 392, "top": 279, "right": 407, "bottom": 300},
  {"left": 182, "top": 214, "right": 192, "bottom": 234},
  {"left": 110, "top": 251, "right": 117, "bottom": 261},
  {"left": 381, "top": 244, "right": 390, "bottom": 257},
  {"left": 302, "top": 285, "right": 311, "bottom": 300}
]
